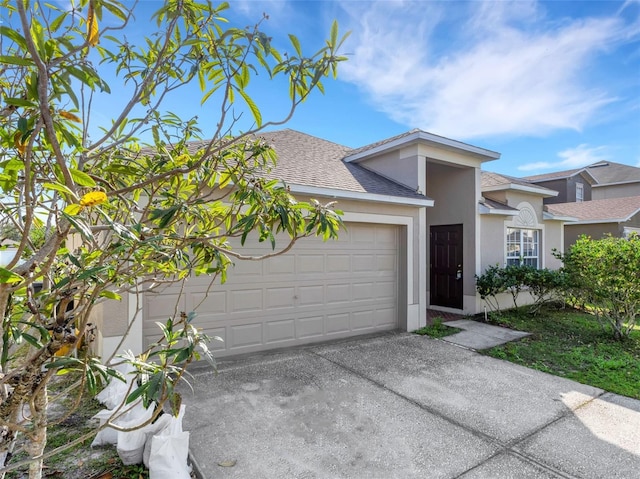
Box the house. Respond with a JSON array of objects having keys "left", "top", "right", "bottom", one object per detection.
[
  {"left": 544, "top": 196, "right": 640, "bottom": 250},
  {"left": 523, "top": 161, "right": 640, "bottom": 204},
  {"left": 97, "top": 129, "right": 570, "bottom": 359}
]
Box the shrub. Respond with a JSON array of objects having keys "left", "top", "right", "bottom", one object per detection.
[{"left": 556, "top": 234, "right": 640, "bottom": 340}]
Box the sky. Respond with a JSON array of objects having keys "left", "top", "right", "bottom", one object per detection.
[{"left": 60, "top": 1, "right": 640, "bottom": 177}]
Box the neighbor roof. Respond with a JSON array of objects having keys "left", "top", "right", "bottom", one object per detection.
[
  {"left": 544, "top": 196, "right": 640, "bottom": 224},
  {"left": 586, "top": 161, "right": 640, "bottom": 186},
  {"left": 481, "top": 172, "right": 558, "bottom": 197},
  {"left": 523, "top": 161, "right": 640, "bottom": 186}
]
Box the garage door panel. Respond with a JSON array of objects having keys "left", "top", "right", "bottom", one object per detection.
[
  {"left": 297, "top": 254, "right": 324, "bottom": 274},
  {"left": 230, "top": 289, "right": 263, "bottom": 312},
  {"left": 352, "top": 282, "right": 375, "bottom": 300},
  {"left": 144, "top": 223, "right": 401, "bottom": 356},
  {"left": 265, "top": 319, "right": 296, "bottom": 344},
  {"left": 297, "top": 315, "right": 324, "bottom": 338},
  {"left": 326, "top": 313, "right": 350, "bottom": 334},
  {"left": 265, "top": 255, "right": 295, "bottom": 275},
  {"left": 327, "top": 254, "right": 350, "bottom": 272},
  {"left": 265, "top": 287, "right": 295, "bottom": 310},
  {"left": 230, "top": 323, "right": 263, "bottom": 348},
  {"left": 298, "top": 285, "right": 324, "bottom": 306},
  {"left": 375, "top": 307, "right": 396, "bottom": 327},
  {"left": 189, "top": 291, "right": 227, "bottom": 315},
  {"left": 352, "top": 310, "right": 375, "bottom": 330}
]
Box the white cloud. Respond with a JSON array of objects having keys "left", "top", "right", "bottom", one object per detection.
[
  {"left": 338, "top": 0, "right": 638, "bottom": 139},
  {"left": 518, "top": 144, "right": 611, "bottom": 172}
]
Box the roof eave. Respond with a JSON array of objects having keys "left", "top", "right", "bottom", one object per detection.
[
  {"left": 288, "top": 184, "right": 434, "bottom": 207},
  {"left": 542, "top": 212, "right": 578, "bottom": 222},
  {"left": 344, "top": 131, "right": 501, "bottom": 164},
  {"left": 482, "top": 183, "right": 559, "bottom": 197},
  {"left": 478, "top": 203, "right": 518, "bottom": 216}
]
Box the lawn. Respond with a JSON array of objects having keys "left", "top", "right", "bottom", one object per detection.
[{"left": 482, "top": 306, "right": 640, "bottom": 400}]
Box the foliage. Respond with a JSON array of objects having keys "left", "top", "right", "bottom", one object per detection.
[
  {"left": 414, "top": 318, "right": 461, "bottom": 339},
  {"left": 483, "top": 306, "right": 640, "bottom": 399},
  {"left": 0, "top": 1, "right": 349, "bottom": 477},
  {"left": 475, "top": 264, "right": 564, "bottom": 314},
  {"left": 555, "top": 234, "right": 640, "bottom": 340}
]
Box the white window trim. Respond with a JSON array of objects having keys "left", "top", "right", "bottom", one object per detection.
[
  {"left": 576, "top": 183, "right": 584, "bottom": 202},
  {"left": 504, "top": 202, "right": 545, "bottom": 269}
]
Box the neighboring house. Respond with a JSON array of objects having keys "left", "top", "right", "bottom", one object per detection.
[
  {"left": 523, "top": 161, "right": 640, "bottom": 204},
  {"left": 544, "top": 196, "right": 640, "bottom": 250},
  {"left": 97, "top": 129, "right": 570, "bottom": 359}
]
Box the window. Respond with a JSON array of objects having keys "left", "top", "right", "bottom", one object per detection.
[
  {"left": 576, "top": 183, "right": 584, "bottom": 202},
  {"left": 506, "top": 228, "right": 540, "bottom": 268}
]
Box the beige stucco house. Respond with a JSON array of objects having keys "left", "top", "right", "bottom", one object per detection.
[{"left": 96, "top": 129, "right": 571, "bottom": 359}]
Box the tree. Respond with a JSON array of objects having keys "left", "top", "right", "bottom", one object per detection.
[
  {"left": 557, "top": 234, "right": 640, "bottom": 340},
  {"left": 0, "top": 1, "right": 349, "bottom": 477}
]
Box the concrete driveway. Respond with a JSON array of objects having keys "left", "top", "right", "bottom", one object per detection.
[{"left": 183, "top": 332, "right": 640, "bottom": 478}]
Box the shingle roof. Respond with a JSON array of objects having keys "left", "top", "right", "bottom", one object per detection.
[
  {"left": 186, "top": 129, "right": 429, "bottom": 202},
  {"left": 544, "top": 196, "right": 640, "bottom": 223},
  {"left": 523, "top": 161, "right": 640, "bottom": 185},
  {"left": 481, "top": 171, "right": 555, "bottom": 193},
  {"left": 480, "top": 197, "right": 518, "bottom": 212},
  {"left": 587, "top": 161, "right": 640, "bottom": 185},
  {"left": 522, "top": 168, "right": 584, "bottom": 182}
]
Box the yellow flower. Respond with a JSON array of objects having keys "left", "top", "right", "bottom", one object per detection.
[{"left": 80, "top": 191, "right": 107, "bottom": 207}]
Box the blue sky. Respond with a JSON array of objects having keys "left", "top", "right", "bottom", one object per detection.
[{"left": 89, "top": 1, "right": 640, "bottom": 177}]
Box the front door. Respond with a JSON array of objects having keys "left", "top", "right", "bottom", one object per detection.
[{"left": 430, "top": 224, "right": 463, "bottom": 309}]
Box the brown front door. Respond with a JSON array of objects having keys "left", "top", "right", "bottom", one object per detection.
[{"left": 430, "top": 224, "right": 463, "bottom": 309}]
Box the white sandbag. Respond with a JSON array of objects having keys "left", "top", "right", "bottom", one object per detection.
[
  {"left": 142, "top": 413, "right": 173, "bottom": 468},
  {"left": 91, "top": 400, "right": 147, "bottom": 447},
  {"left": 95, "top": 363, "right": 136, "bottom": 409},
  {"left": 149, "top": 405, "right": 191, "bottom": 479},
  {"left": 116, "top": 403, "right": 155, "bottom": 465}
]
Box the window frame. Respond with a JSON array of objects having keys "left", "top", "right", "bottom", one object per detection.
[
  {"left": 576, "top": 182, "right": 584, "bottom": 202},
  {"left": 506, "top": 227, "right": 540, "bottom": 269}
]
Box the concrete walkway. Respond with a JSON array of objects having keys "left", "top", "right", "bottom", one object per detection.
[
  {"left": 183, "top": 333, "right": 640, "bottom": 479},
  {"left": 442, "top": 319, "right": 531, "bottom": 349}
]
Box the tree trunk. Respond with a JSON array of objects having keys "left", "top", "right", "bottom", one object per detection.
[{"left": 25, "top": 386, "right": 47, "bottom": 479}]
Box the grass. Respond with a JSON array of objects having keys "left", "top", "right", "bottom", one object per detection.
[
  {"left": 6, "top": 375, "right": 151, "bottom": 479},
  {"left": 482, "top": 306, "right": 640, "bottom": 399},
  {"left": 414, "top": 318, "right": 462, "bottom": 339}
]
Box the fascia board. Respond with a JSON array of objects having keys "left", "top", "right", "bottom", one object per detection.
[
  {"left": 344, "top": 131, "right": 500, "bottom": 164},
  {"left": 288, "top": 184, "right": 434, "bottom": 207},
  {"left": 542, "top": 212, "right": 578, "bottom": 222},
  {"left": 482, "top": 183, "right": 558, "bottom": 197},
  {"left": 478, "top": 203, "right": 517, "bottom": 216}
]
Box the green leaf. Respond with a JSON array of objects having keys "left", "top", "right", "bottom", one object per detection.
[
  {"left": 0, "top": 26, "right": 27, "bottom": 49},
  {"left": 62, "top": 212, "right": 93, "bottom": 241},
  {"left": 4, "top": 97, "right": 36, "bottom": 107},
  {"left": 0, "top": 267, "right": 23, "bottom": 284},
  {"left": 99, "top": 290, "right": 122, "bottom": 300},
  {"left": 238, "top": 88, "right": 262, "bottom": 127},
  {"left": 43, "top": 182, "right": 78, "bottom": 198},
  {"left": 70, "top": 168, "right": 96, "bottom": 187},
  {"left": 64, "top": 204, "right": 83, "bottom": 216},
  {"left": 289, "top": 34, "right": 302, "bottom": 56}
]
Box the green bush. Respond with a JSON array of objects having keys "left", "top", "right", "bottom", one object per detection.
[
  {"left": 556, "top": 234, "right": 640, "bottom": 340},
  {"left": 475, "top": 264, "right": 564, "bottom": 314}
]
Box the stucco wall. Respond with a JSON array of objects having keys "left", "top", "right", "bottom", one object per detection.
[
  {"left": 360, "top": 148, "right": 421, "bottom": 192},
  {"left": 426, "top": 162, "right": 478, "bottom": 309},
  {"left": 480, "top": 214, "right": 507, "bottom": 269},
  {"left": 564, "top": 223, "right": 620, "bottom": 250},
  {"left": 592, "top": 183, "right": 640, "bottom": 200}
]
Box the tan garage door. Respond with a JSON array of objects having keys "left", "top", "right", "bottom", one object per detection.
[{"left": 143, "top": 223, "right": 400, "bottom": 357}]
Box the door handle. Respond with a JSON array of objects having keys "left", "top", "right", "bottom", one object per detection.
[{"left": 456, "top": 265, "right": 462, "bottom": 280}]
